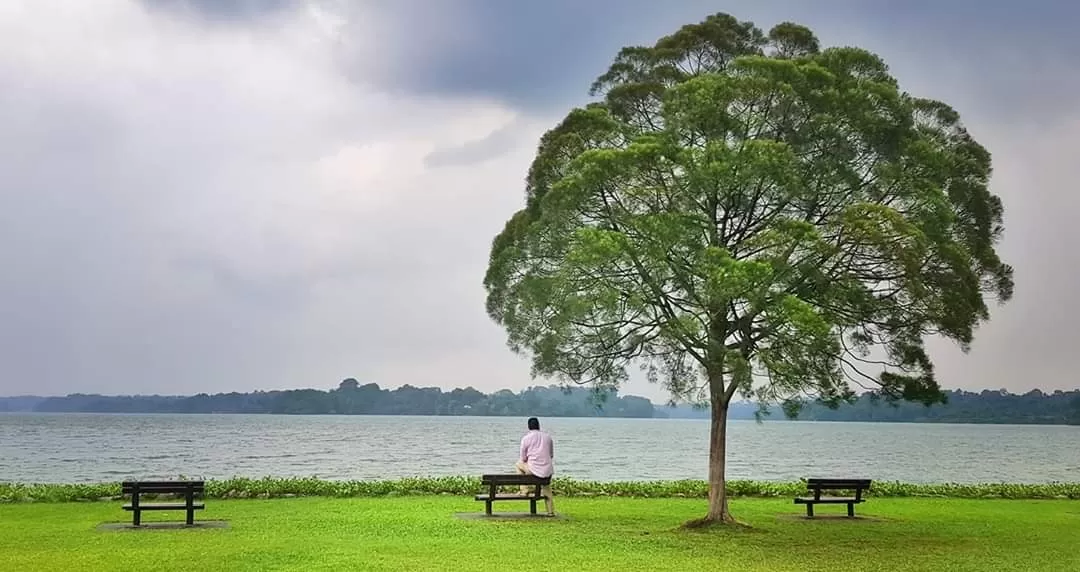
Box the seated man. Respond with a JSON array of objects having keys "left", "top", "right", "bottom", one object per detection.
[{"left": 515, "top": 416, "right": 555, "bottom": 516}]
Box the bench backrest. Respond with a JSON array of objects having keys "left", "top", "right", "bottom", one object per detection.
[
  {"left": 806, "top": 478, "right": 872, "bottom": 490},
  {"left": 121, "top": 481, "right": 206, "bottom": 495},
  {"left": 481, "top": 473, "right": 551, "bottom": 486}
]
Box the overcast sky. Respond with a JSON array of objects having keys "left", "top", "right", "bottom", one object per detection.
[{"left": 1, "top": 0, "right": 1077, "bottom": 400}]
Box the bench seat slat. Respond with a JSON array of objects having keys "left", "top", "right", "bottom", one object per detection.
[
  {"left": 480, "top": 474, "right": 550, "bottom": 485},
  {"left": 122, "top": 503, "right": 205, "bottom": 511},
  {"left": 122, "top": 481, "right": 205, "bottom": 486},
  {"left": 794, "top": 496, "right": 864, "bottom": 504},
  {"left": 806, "top": 479, "right": 871, "bottom": 487},
  {"left": 122, "top": 482, "right": 205, "bottom": 494},
  {"left": 474, "top": 493, "right": 549, "bottom": 501},
  {"left": 122, "top": 489, "right": 205, "bottom": 495}
]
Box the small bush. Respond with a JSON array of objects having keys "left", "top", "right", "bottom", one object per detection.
[{"left": 1, "top": 477, "right": 1077, "bottom": 504}]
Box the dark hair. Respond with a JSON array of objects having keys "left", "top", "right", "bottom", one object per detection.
[{"left": 527, "top": 417, "right": 540, "bottom": 431}]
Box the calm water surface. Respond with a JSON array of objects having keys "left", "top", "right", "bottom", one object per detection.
[{"left": 1, "top": 413, "right": 1078, "bottom": 483}]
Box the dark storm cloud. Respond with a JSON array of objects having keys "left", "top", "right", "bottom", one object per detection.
[
  {"left": 370, "top": 0, "right": 779, "bottom": 109},
  {"left": 376, "top": 0, "right": 1080, "bottom": 122}
]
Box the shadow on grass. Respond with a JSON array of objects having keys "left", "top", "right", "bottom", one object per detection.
[
  {"left": 775, "top": 514, "right": 892, "bottom": 523},
  {"left": 453, "top": 512, "right": 568, "bottom": 521},
  {"left": 96, "top": 521, "right": 229, "bottom": 531}
]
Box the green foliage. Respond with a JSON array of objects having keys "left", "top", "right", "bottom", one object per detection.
[
  {"left": 788, "top": 388, "right": 1080, "bottom": 424},
  {"left": 484, "top": 12, "right": 1013, "bottom": 415},
  {"left": 3, "top": 477, "right": 1078, "bottom": 504},
  {"left": 15, "top": 384, "right": 655, "bottom": 418},
  {"left": 665, "top": 388, "right": 1080, "bottom": 424},
  {"left": 10, "top": 386, "right": 1079, "bottom": 422}
]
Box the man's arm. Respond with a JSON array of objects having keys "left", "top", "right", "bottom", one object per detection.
[{"left": 520, "top": 436, "right": 529, "bottom": 463}]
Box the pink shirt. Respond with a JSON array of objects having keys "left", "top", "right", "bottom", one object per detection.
[{"left": 519, "top": 430, "right": 554, "bottom": 478}]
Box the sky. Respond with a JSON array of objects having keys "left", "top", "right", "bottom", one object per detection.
[{"left": 1, "top": 0, "right": 1078, "bottom": 401}]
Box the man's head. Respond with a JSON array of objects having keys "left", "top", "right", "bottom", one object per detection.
[{"left": 527, "top": 417, "right": 540, "bottom": 431}]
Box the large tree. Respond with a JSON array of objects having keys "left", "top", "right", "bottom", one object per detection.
[{"left": 483, "top": 13, "right": 1013, "bottom": 523}]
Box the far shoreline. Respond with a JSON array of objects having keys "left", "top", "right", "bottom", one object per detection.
[{"left": 3, "top": 410, "right": 1080, "bottom": 427}]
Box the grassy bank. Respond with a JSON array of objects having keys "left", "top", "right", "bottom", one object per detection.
[
  {"left": 3, "top": 477, "right": 1080, "bottom": 503},
  {"left": 1, "top": 496, "right": 1077, "bottom": 571}
]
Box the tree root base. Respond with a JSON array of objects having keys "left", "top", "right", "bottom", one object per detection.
[{"left": 681, "top": 515, "right": 751, "bottom": 530}]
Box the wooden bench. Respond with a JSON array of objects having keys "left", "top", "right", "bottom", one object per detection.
[
  {"left": 793, "top": 478, "right": 872, "bottom": 517},
  {"left": 474, "top": 474, "right": 551, "bottom": 516},
  {"left": 121, "top": 480, "right": 205, "bottom": 526}
]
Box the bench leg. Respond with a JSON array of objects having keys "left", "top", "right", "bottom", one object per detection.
[
  {"left": 186, "top": 488, "right": 196, "bottom": 525},
  {"left": 133, "top": 510, "right": 141, "bottom": 527},
  {"left": 806, "top": 503, "right": 814, "bottom": 518},
  {"left": 542, "top": 484, "right": 554, "bottom": 516},
  {"left": 847, "top": 503, "right": 855, "bottom": 518},
  {"left": 530, "top": 498, "right": 537, "bottom": 515}
]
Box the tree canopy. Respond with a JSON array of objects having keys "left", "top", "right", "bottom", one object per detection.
[{"left": 483, "top": 13, "right": 1013, "bottom": 522}]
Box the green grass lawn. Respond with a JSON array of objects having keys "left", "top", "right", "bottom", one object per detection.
[{"left": 1, "top": 496, "right": 1077, "bottom": 571}]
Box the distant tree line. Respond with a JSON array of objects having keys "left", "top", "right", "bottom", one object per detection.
[
  {"left": 662, "top": 389, "right": 1080, "bottom": 425},
  {"left": 1, "top": 385, "right": 1078, "bottom": 425},
  {"left": 0, "top": 381, "right": 656, "bottom": 418},
  {"left": 795, "top": 389, "right": 1080, "bottom": 425}
]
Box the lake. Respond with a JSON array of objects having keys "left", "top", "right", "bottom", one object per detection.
[{"left": 1, "top": 413, "right": 1078, "bottom": 484}]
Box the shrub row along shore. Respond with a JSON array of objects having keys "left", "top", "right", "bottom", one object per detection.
[{"left": 3, "top": 477, "right": 1079, "bottom": 503}]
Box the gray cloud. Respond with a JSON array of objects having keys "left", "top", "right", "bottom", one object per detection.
[
  {"left": 0, "top": 0, "right": 543, "bottom": 396},
  {"left": 423, "top": 119, "right": 530, "bottom": 168},
  {"left": 140, "top": 0, "right": 298, "bottom": 21},
  {"left": 0, "top": 1, "right": 1077, "bottom": 401}
]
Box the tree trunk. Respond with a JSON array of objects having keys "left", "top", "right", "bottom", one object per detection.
[{"left": 705, "top": 398, "right": 734, "bottom": 522}]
